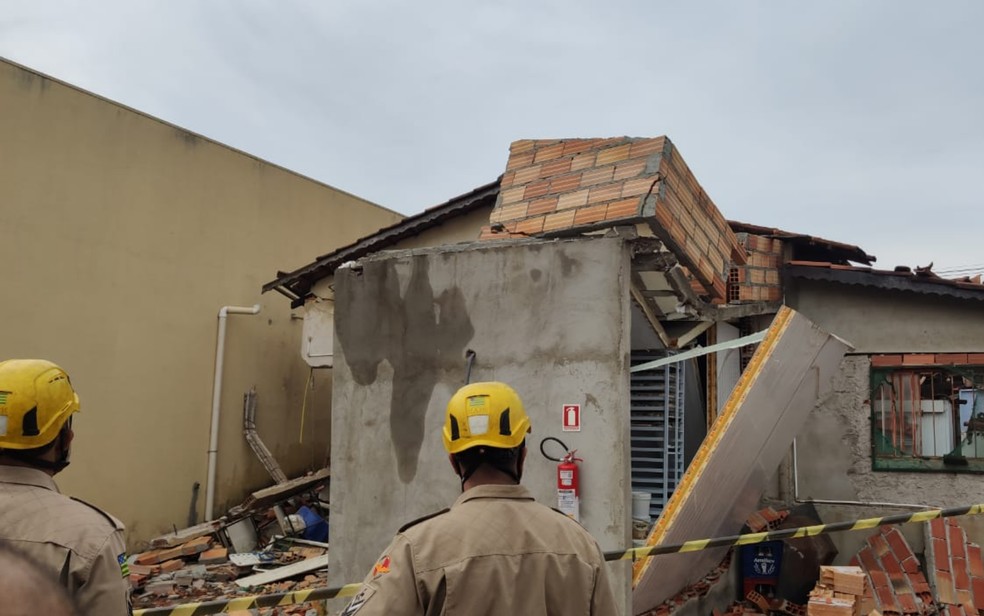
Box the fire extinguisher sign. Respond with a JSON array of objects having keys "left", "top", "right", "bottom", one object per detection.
[{"left": 562, "top": 404, "right": 581, "bottom": 432}]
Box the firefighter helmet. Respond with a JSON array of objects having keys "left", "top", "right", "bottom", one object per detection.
[
  {"left": 0, "top": 359, "right": 80, "bottom": 450},
  {"left": 443, "top": 381, "right": 531, "bottom": 454}
]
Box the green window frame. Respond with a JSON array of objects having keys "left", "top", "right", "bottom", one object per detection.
[{"left": 871, "top": 356, "right": 984, "bottom": 472}]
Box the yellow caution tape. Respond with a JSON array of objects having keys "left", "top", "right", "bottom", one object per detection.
[
  {"left": 608, "top": 502, "right": 984, "bottom": 562},
  {"left": 133, "top": 582, "right": 361, "bottom": 616}
]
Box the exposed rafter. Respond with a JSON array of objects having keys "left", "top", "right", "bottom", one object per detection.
[
  {"left": 675, "top": 321, "right": 714, "bottom": 348},
  {"left": 630, "top": 274, "right": 673, "bottom": 349}
]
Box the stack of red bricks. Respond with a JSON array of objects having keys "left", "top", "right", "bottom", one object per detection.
[
  {"left": 483, "top": 137, "right": 747, "bottom": 301},
  {"left": 729, "top": 233, "right": 784, "bottom": 303},
  {"left": 807, "top": 566, "right": 874, "bottom": 616},
  {"left": 924, "top": 517, "right": 984, "bottom": 616},
  {"left": 852, "top": 526, "right": 934, "bottom": 615}
]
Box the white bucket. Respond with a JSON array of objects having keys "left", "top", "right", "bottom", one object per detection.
[{"left": 631, "top": 491, "right": 652, "bottom": 519}]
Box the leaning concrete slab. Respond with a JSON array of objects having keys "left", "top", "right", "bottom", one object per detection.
[{"left": 632, "top": 306, "right": 853, "bottom": 614}]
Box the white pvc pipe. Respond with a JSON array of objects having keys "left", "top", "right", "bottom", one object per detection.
[
  {"left": 791, "top": 438, "right": 931, "bottom": 510},
  {"left": 205, "top": 304, "right": 261, "bottom": 521}
]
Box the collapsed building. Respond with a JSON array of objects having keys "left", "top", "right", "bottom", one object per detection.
[
  {"left": 259, "top": 136, "right": 984, "bottom": 615},
  {"left": 100, "top": 134, "right": 972, "bottom": 616}
]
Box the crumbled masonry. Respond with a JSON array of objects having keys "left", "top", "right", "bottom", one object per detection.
[{"left": 130, "top": 473, "right": 330, "bottom": 615}]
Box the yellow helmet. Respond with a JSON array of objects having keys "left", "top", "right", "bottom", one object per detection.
[
  {"left": 443, "top": 381, "right": 531, "bottom": 454},
  {"left": 0, "top": 360, "right": 80, "bottom": 450}
]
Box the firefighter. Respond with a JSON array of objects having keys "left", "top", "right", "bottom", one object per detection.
[
  {"left": 0, "top": 543, "right": 80, "bottom": 616},
  {"left": 341, "top": 381, "right": 619, "bottom": 615},
  {"left": 0, "top": 359, "right": 131, "bottom": 616}
]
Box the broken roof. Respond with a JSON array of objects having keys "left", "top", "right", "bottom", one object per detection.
[
  {"left": 264, "top": 172, "right": 878, "bottom": 309},
  {"left": 728, "top": 221, "right": 875, "bottom": 266},
  {"left": 486, "top": 137, "right": 747, "bottom": 302}
]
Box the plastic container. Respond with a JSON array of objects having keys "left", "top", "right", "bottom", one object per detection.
[
  {"left": 297, "top": 505, "right": 329, "bottom": 542},
  {"left": 631, "top": 491, "right": 652, "bottom": 519}
]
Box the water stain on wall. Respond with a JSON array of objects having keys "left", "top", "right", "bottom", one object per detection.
[{"left": 336, "top": 256, "right": 474, "bottom": 483}]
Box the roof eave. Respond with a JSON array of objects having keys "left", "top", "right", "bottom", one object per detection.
[
  {"left": 262, "top": 179, "right": 501, "bottom": 301},
  {"left": 788, "top": 265, "right": 984, "bottom": 302}
]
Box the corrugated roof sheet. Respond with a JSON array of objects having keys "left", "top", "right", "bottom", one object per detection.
[{"left": 788, "top": 261, "right": 984, "bottom": 300}]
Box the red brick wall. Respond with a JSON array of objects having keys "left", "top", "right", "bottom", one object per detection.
[
  {"left": 483, "top": 137, "right": 746, "bottom": 301},
  {"left": 728, "top": 233, "right": 783, "bottom": 303},
  {"left": 870, "top": 353, "right": 984, "bottom": 367}
]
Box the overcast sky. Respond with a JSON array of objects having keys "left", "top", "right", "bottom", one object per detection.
[{"left": 3, "top": 1, "right": 982, "bottom": 273}]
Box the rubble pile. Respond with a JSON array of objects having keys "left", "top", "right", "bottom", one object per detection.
[
  {"left": 717, "top": 602, "right": 771, "bottom": 616},
  {"left": 130, "top": 471, "right": 331, "bottom": 614},
  {"left": 639, "top": 554, "right": 732, "bottom": 616},
  {"left": 131, "top": 536, "right": 328, "bottom": 611},
  {"left": 742, "top": 591, "right": 805, "bottom": 616},
  {"left": 640, "top": 507, "right": 804, "bottom": 616},
  {"left": 716, "top": 596, "right": 806, "bottom": 616}
]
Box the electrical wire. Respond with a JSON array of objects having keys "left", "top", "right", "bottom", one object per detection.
[{"left": 299, "top": 367, "right": 313, "bottom": 444}]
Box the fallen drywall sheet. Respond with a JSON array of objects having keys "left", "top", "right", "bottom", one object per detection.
[
  {"left": 235, "top": 554, "right": 330, "bottom": 588},
  {"left": 632, "top": 306, "right": 853, "bottom": 615}
]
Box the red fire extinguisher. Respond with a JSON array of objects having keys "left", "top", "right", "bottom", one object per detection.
[
  {"left": 542, "top": 437, "right": 583, "bottom": 522},
  {"left": 557, "top": 449, "right": 583, "bottom": 522}
]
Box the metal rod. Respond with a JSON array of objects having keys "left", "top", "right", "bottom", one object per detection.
[{"left": 464, "top": 349, "right": 476, "bottom": 384}]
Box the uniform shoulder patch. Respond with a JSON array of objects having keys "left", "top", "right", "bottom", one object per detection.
[
  {"left": 398, "top": 508, "right": 450, "bottom": 533},
  {"left": 340, "top": 585, "right": 376, "bottom": 616},
  {"left": 70, "top": 496, "right": 125, "bottom": 530}
]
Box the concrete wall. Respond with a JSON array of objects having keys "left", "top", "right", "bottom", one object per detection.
[
  {"left": 787, "top": 280, "right": 984, "bottom": 561},
  {"left": 329, "top": 237, "right": 633, "bottom": 611},
  {"left": 304, "top": 205, "right": 494, "bottom": 367},
  {"left": 788, "top": 279, "right": 984, "bottom": 353},
  {"left": 0, "top": 58, "right": 403, "bottom": 546}
]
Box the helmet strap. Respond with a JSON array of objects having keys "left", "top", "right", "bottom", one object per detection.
[{"left": 452, "top": 444, "right": 523, "bottom": 490}]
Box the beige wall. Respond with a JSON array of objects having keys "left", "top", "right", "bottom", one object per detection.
[
  {"left": 0, "top": 58, "right": 402, "bottom": 547},
  {"left": 389, "top": 206, "right": 491, "bottom": 250}
]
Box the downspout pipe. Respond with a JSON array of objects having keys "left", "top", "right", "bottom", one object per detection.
[{"left": 206, "top": 304, "right": 261, "bottom": 521}]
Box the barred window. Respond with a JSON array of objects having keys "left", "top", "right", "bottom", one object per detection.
[{"left": 871, "top": 357, "right": 984, "bottom": 472}]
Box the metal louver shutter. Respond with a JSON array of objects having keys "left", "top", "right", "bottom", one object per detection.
[{"left": 630, "top": 350, "right": 685, "bottom": 520}]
